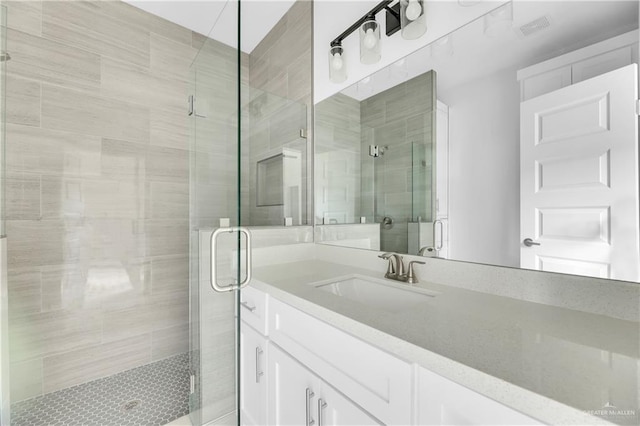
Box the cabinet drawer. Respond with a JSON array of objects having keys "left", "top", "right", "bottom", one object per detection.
[
  {"left": 269, "top": 297, "right": 412, "bottom": 425},
  {"left": 417, "top": 367, "right": 543, "bottom": 425},
  {"left": 240, "top": 285, "right": 268, "bottom": 335}
]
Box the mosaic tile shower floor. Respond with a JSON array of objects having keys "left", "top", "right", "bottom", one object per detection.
[{"left": 11, "top": 353, "right": 190, "bottom": 426}]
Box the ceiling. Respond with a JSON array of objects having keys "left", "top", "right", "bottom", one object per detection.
[
  {"left": 124, "top": 0, "right": 296, "bottom": 53},
  {"left": 341, "top": 1, "right": 639, "bottom": 101}
]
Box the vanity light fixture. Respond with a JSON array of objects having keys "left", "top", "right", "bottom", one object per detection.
[
  {"left": 400, "top": 0, "right": 427, "bottom": 40},
  {"left": 329, "top": 44, "right": 347, "bottom": 83},
  {"left": 360, "top": 15, "right": 381, "bottom": 64},
  {"left": 329, "top": 0, "right": 427, "bottom": 83}
]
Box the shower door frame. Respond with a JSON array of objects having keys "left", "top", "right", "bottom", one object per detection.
[{"left": 188, "top": 1, "right": 245, "bottom": 425}]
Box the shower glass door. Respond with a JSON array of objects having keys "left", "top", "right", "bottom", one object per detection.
[{"left": 188, "top": 1, "right": 244, "bottom": 425}]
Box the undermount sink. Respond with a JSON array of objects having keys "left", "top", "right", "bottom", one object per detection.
[{"left": 311, "top": 274, "right": 437, "bottom": 313}]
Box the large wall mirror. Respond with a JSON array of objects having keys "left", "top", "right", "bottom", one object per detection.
[{"left": 314, "top": 0, "right": 640, "bottom": 282}]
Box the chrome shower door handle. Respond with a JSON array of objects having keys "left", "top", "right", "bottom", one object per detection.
[
  {"left": 523, "top": 238, "right": 541, "bottom": 247},
  {"left": 210, "top": 227, "right": 253, "bottom": 293}
]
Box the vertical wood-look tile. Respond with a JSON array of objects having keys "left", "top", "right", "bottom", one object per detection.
[
  {"left": 7, "top": 28, "right": 101, "bottom": 92},
  {"left": 9, "top": 309, "right": 102, "bottom": 363},
  {"left": 6, "top": 75, "right": 41, "bottom": 127},
  {"left": 41, "top": 1, "right": 150, "bottom": 68},
  {"left": 151, "top": 323, "right": 189, "bottom": 361},
  {"left": 7, "top": 268, "right": 42, "bottom": 319},
  {"left": 6, "top": 124, "right": 102, "bottom": 177},
  {"left": 5, "top": 1, "right": 43, "bottom": 37},
  {"left": 5, "top": 172, "right": 41, "bottom": 220},
  {"left": 10, "top": 358, "right": 43, "bottom": 403},
  {"left": 42, "top": 334, "right": 152, "bottom": 394},
  {"left": 41, "top": 84, "right": 150, "bottom": 143}
]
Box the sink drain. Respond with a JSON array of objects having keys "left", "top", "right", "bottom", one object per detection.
[{"left": 122, "top": 400, "right": 141, "bottom": 412}]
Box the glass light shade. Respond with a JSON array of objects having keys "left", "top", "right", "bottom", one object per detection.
[
  {"left": 359, "top": 18, "right": 381, "bottom": 64},
  {"left": 483, "top": 2, "right": 513, "bottom": 37},
  {"left": 329, "top": 45, "right": 347, "bottom": 83},
  {"left": 400, "top": 0, "right": 427, "bottom": 40}
]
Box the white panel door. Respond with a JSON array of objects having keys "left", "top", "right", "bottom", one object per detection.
[{"left": 520, "top": 64, "right": 639, "bottom": 281}]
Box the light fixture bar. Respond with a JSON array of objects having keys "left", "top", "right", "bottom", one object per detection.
[{"left": 330, "top": 0, "right": 400, "bottom": 47}]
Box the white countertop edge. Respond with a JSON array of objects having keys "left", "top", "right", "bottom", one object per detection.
[{"left": 249, "top": 277, "right": 616, "bottom": 426}]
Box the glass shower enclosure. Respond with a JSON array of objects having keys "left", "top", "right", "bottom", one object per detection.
[
  {"left": 188, "top": 2, "right": 244, "bottom": 425},
  {"left": 0, "top": 5, "right": 8, "bottom": 424}
]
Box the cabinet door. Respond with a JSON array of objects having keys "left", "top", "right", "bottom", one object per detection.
[
  {"left": 268, "top": 344, "right": 321, "bottom": 426},
  {"left": 318, "top": 382, "right": 382, "bottom": 426},
  {"left": 240, "top": 323, "right": 267, "bottom": 426}
]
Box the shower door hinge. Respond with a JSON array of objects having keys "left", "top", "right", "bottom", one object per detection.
[
  {"left": 188, "top": 95, "right": 195, "bottom": 116},
  {"left": 189, "top": 373, "right": 195, "bottom": 395},
  {"left": 369, "top": 145, "right": 380, "bottom": 157},
  {"left": 188, "top": 95, "right": 207, "bottom": 118}
]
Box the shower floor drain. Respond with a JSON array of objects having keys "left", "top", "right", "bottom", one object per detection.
[{"left": 122, "top": 400, "right": 141, "bottom": 411}]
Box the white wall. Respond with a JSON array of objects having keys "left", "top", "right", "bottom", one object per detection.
[
  {"left": 439, "top": 66, "right": 521, "bottom": 268},
  {"left": 314, "top": 0, "right": 508, "bottom": 103}
]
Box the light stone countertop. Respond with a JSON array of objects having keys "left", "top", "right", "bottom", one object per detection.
[{"left": 250, "top": 260, "right": 639, "bottom": 426}]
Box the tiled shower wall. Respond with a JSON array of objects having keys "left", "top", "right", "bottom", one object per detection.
[
  {"left": 315, "top": 93, "right": 362, "bottom": 224},
  {"left": 360, "top": 70, "right": 436, "bottom": 253},
  {"left": 4, "top": 0, "right": 224, "bottom": 403},
  {"left": 245, "top": 0, "right": 312, "bottom": 226}
]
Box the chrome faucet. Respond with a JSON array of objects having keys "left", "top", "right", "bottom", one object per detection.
[
  {"left": 378, "top": 253, "right": 425, "bottom": 283},
  {"left": 378, "top": 252, "right": 402, "bottom": 279},
  {"left": 418, "top": 246, "right": 434, "bottom": 256}
]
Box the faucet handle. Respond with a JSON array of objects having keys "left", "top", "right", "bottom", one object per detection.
[
  {"left": 378, "top": 253, "right": 396, "bottom": 276},
  {"left": 406, "top": 261, "right": 426, "bottom": 284}
]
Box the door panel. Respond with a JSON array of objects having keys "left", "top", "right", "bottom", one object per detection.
[
  {"left": 520, "top": 64, "right": 640, "bottom": 281},
  {"left": 188, "top": 1, "right": 242, "bottom": 425}
]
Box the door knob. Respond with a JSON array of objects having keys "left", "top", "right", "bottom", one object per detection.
[{"left": 523, "top": 238, "right": 541, "bottom": 247}]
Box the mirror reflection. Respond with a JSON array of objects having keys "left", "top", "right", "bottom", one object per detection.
[{"left": 315, "top": 0, "right": 640, "bottom": 282}]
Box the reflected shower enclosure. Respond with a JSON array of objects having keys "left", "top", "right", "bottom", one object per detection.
[{"left": 315, "top": 70, "right": 437, "bottom": 254}]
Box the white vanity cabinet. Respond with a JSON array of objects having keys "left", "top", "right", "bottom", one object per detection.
[
  {"left": 417, "top": 367, "right": 542, "bottom": 425},
  {"left": 268, "top": 297, "right": 413, "bottom": 425},
  {"left": 239, "top": 286, "right": 269, "bottom": 426},
  {"left": 241, "top": 285, "right": 546, "bottom": 426},
  {"left": 268, "top": 344, "right": 380, "bottom": 425}
]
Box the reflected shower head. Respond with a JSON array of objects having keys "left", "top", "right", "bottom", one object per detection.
[{"left": 0, "top": 52, "right": 11, "bottom": 62}]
